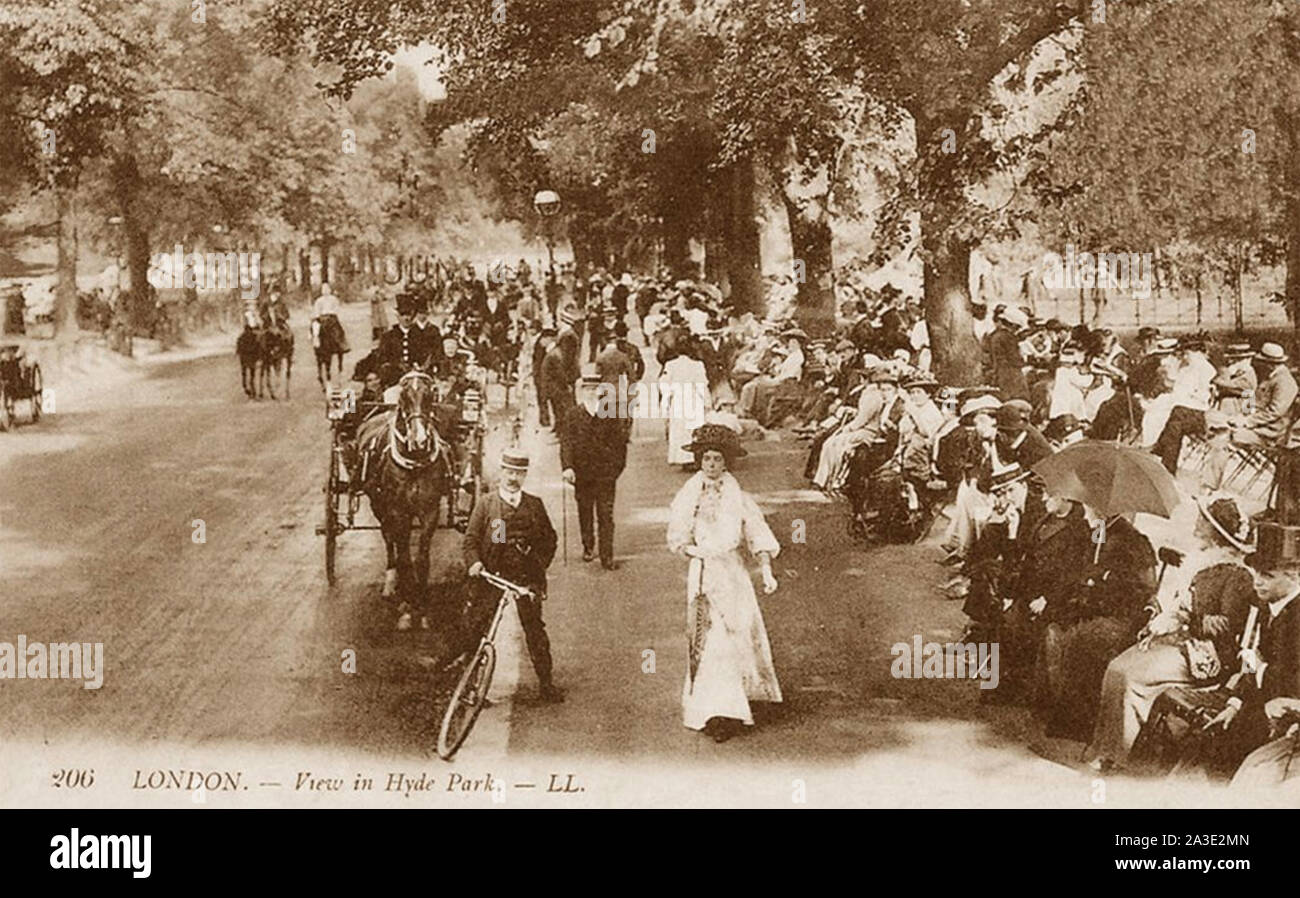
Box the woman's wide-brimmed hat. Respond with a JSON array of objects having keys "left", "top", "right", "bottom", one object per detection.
[
  {"left": 681, "top": 423, "right": 748, "bottom": 459},
  {"left": 959, "top": 394, "right": 1002, "bottom": 421},
  {"left": 1194, "top": 493, "right": 1255, "bottom": 553}
]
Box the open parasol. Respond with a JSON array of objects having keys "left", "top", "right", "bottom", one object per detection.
[{"left": 1031, "top": 439, "right": 1183, "bottom": 519}]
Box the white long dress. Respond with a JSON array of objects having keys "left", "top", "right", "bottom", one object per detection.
[
  {"left": 667, "top": 472, "right": 783, "bottom": 730},
  {"left": 662, "top": 355, "right": 711, "bottom": 465}
]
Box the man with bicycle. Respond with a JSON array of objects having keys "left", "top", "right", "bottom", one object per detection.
[{"left": 463, "top": 449, "right": 564, "bottom": 703}]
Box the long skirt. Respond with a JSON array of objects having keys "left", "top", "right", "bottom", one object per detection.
[
  {"left": 815, "top": 427, "right": 873, "bottom": 489},
  {"left": 1086, "top": 641, "right": 1191, "bottom": 767},
  {"left": 1045, "top": 616, "right": 1135, "bottom": 742},
  {"left": 682, "top": 554, "right": 782, "bottom": 730}
]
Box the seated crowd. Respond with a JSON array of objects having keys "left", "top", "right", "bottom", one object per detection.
[
  {"left": 787, "top": 297, "right": 1300, "bottom": 788},
  {"left": 517, "top": 267, "right": 1299, "bottom": 788}
]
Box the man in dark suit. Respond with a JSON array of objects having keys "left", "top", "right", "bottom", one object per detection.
[
  {"left": 411, "top": 300, "right": 444, "bottom": 373},
  {"left": 462, "top": 449, "right": 563, "bottom": 703},
  {"left": 376, "top": 293, "right": 436, "bottom": 387},
  {"left": 561, "top": 374, "right": 629, "bottom": 570},
  {"left": 531, "top": 326, "right": 556, "bottom": 427},
  {"left": 613, "top": 321, "right": 645, "bottom": 384},
  {"left": 1203, "top": 528, "right": 1300, "bottom": 766},
  {"left": 986, "top": 307, "right": 1029, "bottom": 402},
  {"left": 540, "top": 327, "right": 579, "bottom": 441}
]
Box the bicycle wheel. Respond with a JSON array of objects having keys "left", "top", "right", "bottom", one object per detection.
[
  {"left": 436, "top": 641, "right": 497, "bottom": 760},
  {"left": 324, "top": 445, "right": 340, "bottom": 586}
]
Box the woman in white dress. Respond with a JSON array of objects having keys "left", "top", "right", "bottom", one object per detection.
[
  {"left": 667, "top": 425, "right": 782, "bottom": 742},
  {"left": 662, "top": 339, "right": 712, "bottom": 467},
  {"left": 1048, "top": 345, "right": 1093, "bottom": 421}
]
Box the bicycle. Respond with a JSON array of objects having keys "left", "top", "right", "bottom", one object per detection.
[{"left": 435, "top": 569, "right": 533, "bottom": 760}]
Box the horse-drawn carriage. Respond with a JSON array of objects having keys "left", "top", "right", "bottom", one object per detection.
[
  {"left": 318, "top": 363, "right": 487, "bottom": 589},
  {"left": 0, "top": 344, "right": 44, "bottom": 431}
]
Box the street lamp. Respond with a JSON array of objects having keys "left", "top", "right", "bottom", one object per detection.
[{"left": 533, "top": 189, "right": 561, "bottom": 281}]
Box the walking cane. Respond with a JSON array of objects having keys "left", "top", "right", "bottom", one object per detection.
[{"left": 561, "top": 479, "right": 569, "bottom": 565}]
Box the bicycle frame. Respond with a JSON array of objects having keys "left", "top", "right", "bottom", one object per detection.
[{"left": 474, "top": 570, "right": 534, "bottom": 646}]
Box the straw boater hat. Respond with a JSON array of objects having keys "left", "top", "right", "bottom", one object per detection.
[
  {"left": 989, "top": 462, "right": 1031, "bottom": 490},
  {"left": 681, "top": 423, "right": 748, "bottom": 460},
  {"left": 1194, "top": 493, "right": 1255, "bottom": 554},
  {"left": 500, "top": 449, "right": 530, "bottom": 471},
  {"left": 1256, "top": 342, "right": 1289, "bottom": 365},
  {"left": 1150, "top": 337, "right": 1179, "bottom": 356},
  {"left": 1224, "top": 342, "right": 1253, "bottom": 360}
]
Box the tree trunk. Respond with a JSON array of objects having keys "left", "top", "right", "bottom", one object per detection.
[
  {"left": 53, "top": 183, "right": 79, "bottom": 338},
  {"left": 704, "top": 234, "right": 725, "bottom": 289},
  {"left": 298, "top": 247, "right": 311, "bottom": 296},
  {"left": 661, "top": 207, "right": 691, "bottom": 281},
  {"left": 1287, "top": 121, "right": 1300, "bottom": 354},
  {"left": 319, "top": 237, "right": 333, "bottom": 285},
  {"left": 724, "top": 158, "right": 763, "bottom": 316},
  {"left": 781, "top": 191, "right": 834, "bottom": 335},
  {"left": 1234, "top": 246, "right": 1245, "bottom": 333},
  {"left": 921, "top": 229, "right": 981, "bottom": 385},
  {"left": 110, "top": 152, "right": 152, "bottom": 332}
]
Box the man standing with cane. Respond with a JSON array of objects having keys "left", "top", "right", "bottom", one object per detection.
[{"left": 561, "top": 373, "right": 629, "bottom": 570}]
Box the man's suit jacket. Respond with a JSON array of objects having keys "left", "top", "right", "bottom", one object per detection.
[
  {"left": 377, "top": 325, "right": 436, "bottom": 385},
  {"left": 987, "top": 325, "right": 1029, "bottom": 401},
  {"left": 462, "top": 491, "right": 557, "bottom": 595},
  {"left": 1247, "top": 365, "right": 1299, "bottom": 444},
  {"left": 998, "top": 425, "right": 1053, "bottom": 470},
  {"left": 560, "top": 404, "right": 629, "bottom": 480}
]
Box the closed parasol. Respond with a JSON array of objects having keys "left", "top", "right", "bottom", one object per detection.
[{"left": 1031, "top": 439, "right": 1183, "bottom": 519}]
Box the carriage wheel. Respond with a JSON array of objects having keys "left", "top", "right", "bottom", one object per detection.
[
  {"left": 324, "top": 446, "right": 341, "bottom": 586},
  {"left": 436, "top": 641, "right": 497, "bottom": 760},
  {"left": 29, "top": 364, "right": 42, "bottom": 422},
  {"left": 0, "top": 383, "right": 12, "bottom": 432}
]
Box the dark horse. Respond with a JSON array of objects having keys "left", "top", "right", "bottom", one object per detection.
[
  {"left": 359, "top": 370, "right": 453, "bottom": 629},
  {"left": 258, "top": 318, "right": 294, "bottom": 400},
  {"left": 314, "top": 315, "right": 348, "bottom": 389},
  {"left": 236, "top": 320, "right": 261, "bottom": 398}
]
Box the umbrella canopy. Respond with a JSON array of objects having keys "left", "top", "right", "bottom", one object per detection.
[{"left": 1031, "top": 439, "right": 1183, "bottom": 519}]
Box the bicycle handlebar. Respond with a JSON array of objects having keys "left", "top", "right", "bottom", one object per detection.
[{"left": 476, "top": 569, "right": 534, "bottom": 599}]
